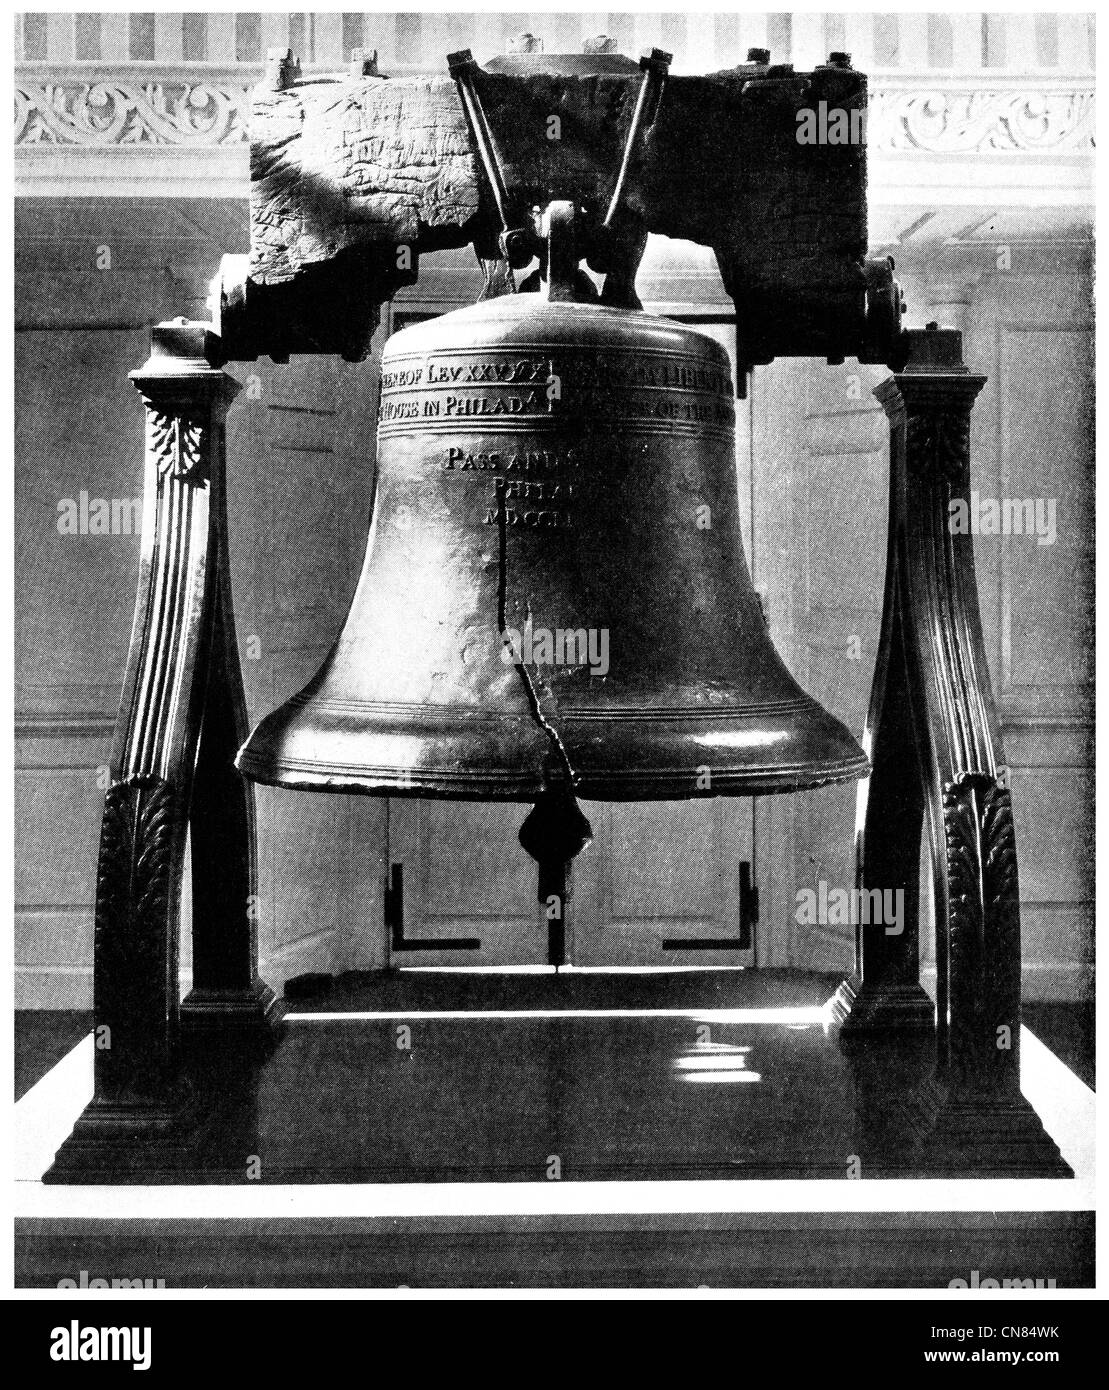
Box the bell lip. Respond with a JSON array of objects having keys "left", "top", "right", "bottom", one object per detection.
[
  {"left": 236, "top": 693, "right": 869, "bottom": 799},
  {"left": 235, "top": 750, "right": 871, "bottom": 801}
]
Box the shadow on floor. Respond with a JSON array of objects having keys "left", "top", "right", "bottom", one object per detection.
[
  {"left": 15, "top": 1010, "right": 91, "bottom": 1101},
  {"left": 1023, "top": 1002, "right": 1095, "bottom": 1089}
]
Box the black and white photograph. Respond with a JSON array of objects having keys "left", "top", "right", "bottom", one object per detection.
[{"left": 7, "top": 1, "right": 1101, "bottom": 1321}]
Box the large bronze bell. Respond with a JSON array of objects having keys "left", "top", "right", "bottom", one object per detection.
[{"left": 237, "top": 220, "right": 867, "bottom": 805}]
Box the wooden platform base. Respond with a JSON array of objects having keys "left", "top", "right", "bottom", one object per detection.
[
  {"left": 41, "top": 971, "right": 1073, "bottom": 1184},
  {"left": 16, "top": 1209, "right": 1093, "bottom": 1289},
  {"left": 18, "top": 971, "right": 1090, "bottom": 1287}
]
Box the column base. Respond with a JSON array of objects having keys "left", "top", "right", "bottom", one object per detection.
[
  {"left": 827, "top": 973, "right": 936, "bottom": 1036},
  {"left": 180, "top": 980, "right": 284, "bottom": 1039},
  {"left": 44, "top": 1092, "right": 197, "bottom": 1184},
  {"left": 919, "top": 1088, "right": 1073, "bottom": 1178}
]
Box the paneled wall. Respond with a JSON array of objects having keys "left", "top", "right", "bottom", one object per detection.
[
  {"left": 14, "top": 203, "right": 221, "bottom": 1007},
  {"left": 963, "top": 266, "right": 1094, "bottom": 1001},
  {"left": 757, "top": 251, "right": 1094, "bottom": 998},
  {"left": 13, "top": 201, "right": 390, "bottom": 1003},
  {"left": 755, "top": 353, "right": 891, "bottom": 974}
]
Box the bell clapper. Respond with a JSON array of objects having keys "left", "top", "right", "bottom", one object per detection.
[{"left": 518, "top": 786, "right": 594, "bottom": 969}]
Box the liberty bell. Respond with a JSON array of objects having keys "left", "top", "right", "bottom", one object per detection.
[{"left": 237, "top": 200, "right": 868, "bottom": 817}]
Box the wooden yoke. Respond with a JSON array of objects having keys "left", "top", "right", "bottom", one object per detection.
[{"left": 218, "top": 50, "right": 903, "bottom": 386}]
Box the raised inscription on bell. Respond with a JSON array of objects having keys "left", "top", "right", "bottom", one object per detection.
[
  {"left": 440, "top": 391, "right": 545, "bottom": 416},
  {"left": 378, "top": 333, "right": 736, "bottom": 437},
  {"left": 381, "top": 354, "right": 733, "bottom": 400},
  {"left": 484, "top": 505, "right": 572, "bottom": 529},
  {"left": 425, "top": 358, "right": 550, "bottom": 384},
  {"left": 443, "top": 447, "right": 579, "bottom": 473}
]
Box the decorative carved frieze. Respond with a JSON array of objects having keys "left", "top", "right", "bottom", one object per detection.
[
  {"left": 14, "top": 78, "right": 250, "bottom": 146},
  {"left": 868, "top": 82, "right": 1095, "bottom": 155},
  {"left": 15, "top": 69, "right": 1094, "bottom": 159}
]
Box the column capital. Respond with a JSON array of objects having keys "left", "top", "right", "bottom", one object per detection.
[
  {"left": 875, "top": 328, "right": 986, "bottom": 423},
  {"left": 129, "top": 318, "right": 239, "bottom": 411}
]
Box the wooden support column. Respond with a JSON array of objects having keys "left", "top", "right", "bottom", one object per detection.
[
  {"left": 831, "top": 326, "right": 1067, "bottom": 1174},
  {"left": 48, "top": 320, "right": 279, "bottom": 1177}
]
